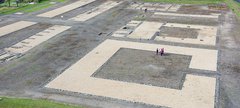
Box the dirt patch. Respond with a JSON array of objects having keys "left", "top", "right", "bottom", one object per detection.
[
  {"left": 149, "top": 15, "right": 219, "bottom": 26},
  {"left": 93, "top": 48, "right": 191, "bottom": 89},
  {"left": 178, "top": 5, "right": 224, "bottom": 15},
  {"left": 208, "top": 4, "right": 229, "bottom": 11},
  {"left": 158, "top": 27, "right": 199, "bottom": 39},
  {"left": 0, "top": 23, "right": 52, "bottom": 49}
]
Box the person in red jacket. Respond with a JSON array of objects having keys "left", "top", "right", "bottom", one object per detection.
[{"left": 160, "top": 48, "right": 164, "bottom": 56}]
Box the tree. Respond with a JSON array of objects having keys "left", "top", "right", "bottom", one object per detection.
[
  {"left": 16, "top": 0, "right": 19, "bottom": 7},
  {"left": 35, "top": 0, "right": 39, "bottom": 3},
  {"left": 7, "top": 0, "right": 10, "bottom": 7}
]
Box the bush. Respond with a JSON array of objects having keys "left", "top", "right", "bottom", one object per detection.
[{"left": 0, "top": 0, "right": 5, "bottom": 4}]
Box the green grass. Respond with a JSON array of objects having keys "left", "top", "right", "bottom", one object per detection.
[
  {"left": 0, "top": 97, "right": 84, "bottom": 108},
  {"left": 225, "top": 0, "right": 240, "bottom": 18},
  {"left": 0, "top": 0, "right": 66, "bottom": 15}
]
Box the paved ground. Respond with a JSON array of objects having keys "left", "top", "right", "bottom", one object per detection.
[
  {"left": 155, "top": 23, "right": 217, "bottom": 45},
  {"left": 0, "top": 0, "right": 239, "bottom": 108},
  {"left": 45, "top": 39, "right": 217, "bottom": 108}
]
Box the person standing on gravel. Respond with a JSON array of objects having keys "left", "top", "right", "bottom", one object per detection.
[
  {"left": 144, "top": 8, "right": 147, "bottom": 13},
  {"left": 156, "top": 48, "right": 159, "bottom": 55},
  {"left": 160, "top": 48, "right": 164, "bottom": 56}
]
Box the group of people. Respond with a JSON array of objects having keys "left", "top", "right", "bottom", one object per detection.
[{"left": 156, "top": 48, "right": 164, "bottom": 56}]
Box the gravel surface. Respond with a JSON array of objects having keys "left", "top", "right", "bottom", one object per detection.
[
  {"left": 158, "top": 27, "right": 199, "bottom": 39},
  {"left": 93, "top": 48, "right": 191, "bottom": 89},
  {"left": 0, "top": 0, "right": 239, "bottom": 108}
]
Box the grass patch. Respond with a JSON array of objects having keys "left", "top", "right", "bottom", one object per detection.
[
  {"left": 225, "top": 0, "right": 240, "bottom": 18},
  {"left": 0, "top": 97, "right": 84, "bottom": 108},
  {"left": 142, "top": 0, "right": 224, "bottom": 5},
  {"left": 0, "top": 0, "right": 66, "bottom": 15}
]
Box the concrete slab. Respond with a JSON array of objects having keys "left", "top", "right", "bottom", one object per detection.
[
  {"left": 46, "top": 39, "right": 217, "bottom": 108},
  {"left": 70, "top": 1, "right": 123, "bottom": 22},
  {"left": 164, "top": 23, "right": 216, "bottom": 29},
  {"left": 129, "top": 20, "right": 142, "bottom": 24},
  {"left": 167, "top": 4, "right": 181, "bottom": 12},
  {"left": 144, "top": 3, "right": 153, "bottom": 6},
  {"left": 126, "top": 20, "right": 142, "bottom": 27},
  {"left": 5, "top": 25, "right": 71, "bottom": 54},
  {"left": 0, "top": 53, "right": 11, "bottom": 60},
  {"left": 128, "top": 21, "right": 163, "bottom": 39},
  {"left": 130, "top": 3, "right": 172, "bottom": 12},
  {"left": 155, "top": 4, "right": 172, "bottom": 11},
  {"left": 37, "top": 0, "right": 96, "bottom": 18},
  {"left": 130, "top": 4, "right": 140, "bottom": 9},
  {"left": 0, "top": 21, "right": 36, "bottom": 38},
  {"left": 155, "top": 23, "right": 217, "bottom": 46},
  {"left": 126, "top": 23, "right": 139, "bottom": 27},
  {"left": 114, "top": 30, "right": 130, "bottom": 34},
  {"left": 111, "top": 34, "right": 125, "bottom": 37},
  {"left": 112, "top": 20, "right": 141, "bottom": 37},
  {"left": 154, "top": 12, "right": 219, "bottom": 19}
]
